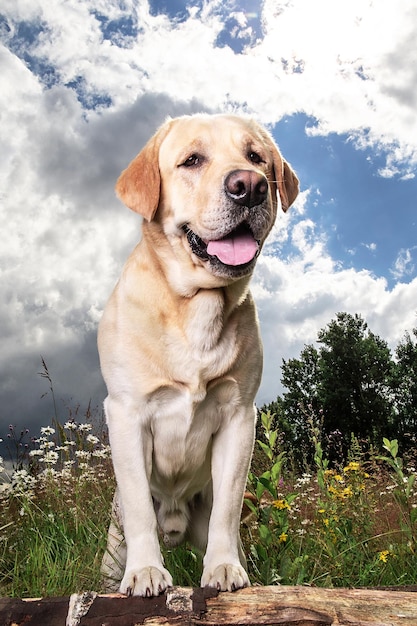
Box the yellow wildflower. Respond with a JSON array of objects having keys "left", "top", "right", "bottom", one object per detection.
[
  {"left": 279, "top": 532, "right": 288, "bottom": 543},
  {"left": 340, "top": 486, "right": 353, "bottom": 499},
  {"left": 344, "top": 461, "right": 361, "bottom": 472},
  {"left": 334, "top": 474, "right": 343, "bottom": 482},
  {"left": 379, "top": 550, "right": 390, "bottom": 563},
  {"left": 273, "top": 499, "right": 291, "bottom": 510}
]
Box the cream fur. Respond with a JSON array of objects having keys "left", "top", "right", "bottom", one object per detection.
[{"left": 98, "top": 114, "right": 298, "bottom": 596}]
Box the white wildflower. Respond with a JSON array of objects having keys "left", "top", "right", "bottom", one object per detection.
[
  {"left": 29, "top": 449, "right": 44, "bottom": 457},
  {"left": 0, "top": 483, "right": 11, "bottom": 497},
  {"left": 42, "top": 450, "right": 59, "bottom": 465},
  {"left": 78, "top": 423, "right": 92, "bottom": 433},
  {"left": 39, "top": 467, "right": 58, "bottom": 479},
  {"left": 295, "top": 473, "right": 312, "bottom": 488},
  {"left": 64, "top": 421, "right": 78, "bottom": 431},
  {"left": 92, "top": 446, "right": 111, "bottom": 459},
  {"left": 39, "top": 440, "right": 55, "bottom": 450},
  {"left": 79, "top": 468, "right": 96, "bottom": 482},
  {"left": 40, "top": 426, "right": 55, "bottom": 436},
  {"left": 11, "top": 469, "right": 37, "bottom": 494},
  {"left": 75, "top": 450, "right": 91, "bottom": 460},
  {"left": 86, "top": 434, "right": 99, "bottom": 445}
]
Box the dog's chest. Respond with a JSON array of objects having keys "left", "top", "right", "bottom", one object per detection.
[
  {"left": 164, "top": 290, "right": 240, "bottom": 382},
  {"left": 148, "top": 377, "right": 238, "bottom": 497}
]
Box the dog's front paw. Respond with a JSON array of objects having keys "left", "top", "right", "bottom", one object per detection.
[
  {"left": 120, "top": 566, "right": 173, "bottom": 597},
  {"left": 201, "top": 563, "right": 250, "bottom": 592}
]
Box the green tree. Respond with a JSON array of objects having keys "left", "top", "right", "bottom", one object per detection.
[
  {"left": 391, "top": 326, "right": 417, "bottom": 445},
  {"left": 279, "top": 313, "right": 395, "bottom": 457},
  {"left": 279, "top": 345, "right": 321, "bottom": 461},
  {"left": 318, "top": 312, "right": 394, "bottom": 443}
]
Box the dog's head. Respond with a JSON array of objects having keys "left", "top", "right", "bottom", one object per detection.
[{"left": 116, "top": 114, "right": 298, "bottom": 284}]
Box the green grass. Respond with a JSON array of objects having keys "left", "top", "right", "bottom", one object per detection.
[
  {"left": 0, "top": 421, "right": 115, "bottom": 597},
  {"left": 243, "top": 412, "right": 417, "bottom": 588},
  {"left": 1, "top": 413, "right": 417, "bottom": 597}
]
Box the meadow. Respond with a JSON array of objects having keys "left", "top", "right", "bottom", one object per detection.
[{"left": 1, "top": 409, "right": 417, "bottom": 597}]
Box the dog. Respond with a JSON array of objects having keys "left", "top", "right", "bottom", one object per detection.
[{"left": 98, "top": 113, "right": 299, "bottom": 597}]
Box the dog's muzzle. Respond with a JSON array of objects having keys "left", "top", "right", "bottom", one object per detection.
[
  {"left": 182, "top": 169, "right": 272, "bottom": 277},
  {"left": 182, "top": 223, "right": 260, "bottom": 270}
]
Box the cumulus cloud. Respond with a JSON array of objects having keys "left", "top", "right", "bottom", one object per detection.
[
  {"left": 255, "top": 247, "right": 417, "bottom": 404},
  {"left": 391, "top": 247, "right": 417, "bottom": 281},
  {"left": 0, "top": 0, "right": 416, "bottom": 436}
]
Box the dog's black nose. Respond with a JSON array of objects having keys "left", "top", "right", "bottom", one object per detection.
[{"left": 225, "top": 169, "right": 268, "bottom": 208}]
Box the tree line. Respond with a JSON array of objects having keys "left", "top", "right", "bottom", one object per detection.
[{"left": 261, "top": 312, "right": 417, "bottom": 464}]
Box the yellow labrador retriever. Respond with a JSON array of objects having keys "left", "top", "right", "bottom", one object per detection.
[{"left": 98, "top": 113, "right": 298, "bottom": 597}]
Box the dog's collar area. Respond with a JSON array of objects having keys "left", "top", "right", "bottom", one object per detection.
[{"left": 181, "top": 223, "right": 260, "bottom": 269}]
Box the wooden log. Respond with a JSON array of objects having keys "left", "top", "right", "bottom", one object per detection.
[{"left": 1, "top": 585, "right": 416, "bottom": 626}]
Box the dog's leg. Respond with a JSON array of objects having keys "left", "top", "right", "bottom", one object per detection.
[
  {"left": 189, "top": 488, "right": 248, "bottom": 572},
  {"left": 105, "top": 397, "right": 173, "bottom": 597},
  {"left": 101, "top": 488, "right": 126, "bottom": 591},
  {"left": 201, "top": 406, "right": 255, "bottom": 591},
  {"left": 186, "top": 488, "right": 212, "bottom": 553}
]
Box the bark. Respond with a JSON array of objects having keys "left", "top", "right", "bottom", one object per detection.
[{"left": 1, "top": 585, "right": 416, "bottom": 626}]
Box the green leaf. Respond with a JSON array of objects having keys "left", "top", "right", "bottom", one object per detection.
[
  {"left": 258, "top": 440, "right": 273, "bottom": 460},
  {"left": 244, "top": 498, "right": 258, "bottom": 515},
  {"left": 258, "top": 475, "right": 275, "bottom": 497},
  {"left": 269, "top": 429, "right": 278, "bottom": 450},
  {"left": 382, "top": 438, "right": 398, "bottom": 458},
  {"left": 256, "top": 481, "right": 266, "bottom": 501},
  {"left": 270, "top": 465, "right": 280, "bottom": 485},
  {"left": 259, "top": 523, "right": 272, "bottom": 545},
  {"left": 406, "top": 474, "right": 416, "bottom": 498}
]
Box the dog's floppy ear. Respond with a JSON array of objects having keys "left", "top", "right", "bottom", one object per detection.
[
  {"left": 115, "top": 121, "right": 172, "bottom": 221},
  {"left": 260, "top": 126, "right": 299, "bottom": 212},
  {"left": 275, "top": 155, "right": 299, "bottom": 212}
]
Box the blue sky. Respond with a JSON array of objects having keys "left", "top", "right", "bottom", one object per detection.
[
  {"left": 0, "top": 0, "right": 416, "bottom": 441},
  {"left": 275, "top": 114, "right": 417, "bottom": 286}
]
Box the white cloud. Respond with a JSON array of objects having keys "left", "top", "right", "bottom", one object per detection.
[
  {"left": 0, "top": 0, "right": 417, "bottom": 432},
  {"left": 3, "top": 0, "right": 417, "bottom": 173},
  {"left": 254, "top": 245, "right": 417, "bottom": 404},
  {"left": 255, "top": 0, "right": 417, "bottom": 173},
  {"left": 391, "top": 247, "right": 417, "bottom": 281}
]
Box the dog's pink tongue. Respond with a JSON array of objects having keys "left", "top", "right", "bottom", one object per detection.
[{"left": 207, "top": 231, "right": 259, "bottom": 266}]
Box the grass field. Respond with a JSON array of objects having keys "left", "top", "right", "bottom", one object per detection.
[{"left": 1, "top": 411, "right": 417, "bottom": 597}]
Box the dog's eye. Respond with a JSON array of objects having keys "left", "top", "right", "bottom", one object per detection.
[
  {"left": 248, "top": 151, "right": 264, "bottom": 165},
  {"left": 181, "top": 154, "right": 202, "bottom": 167}
]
